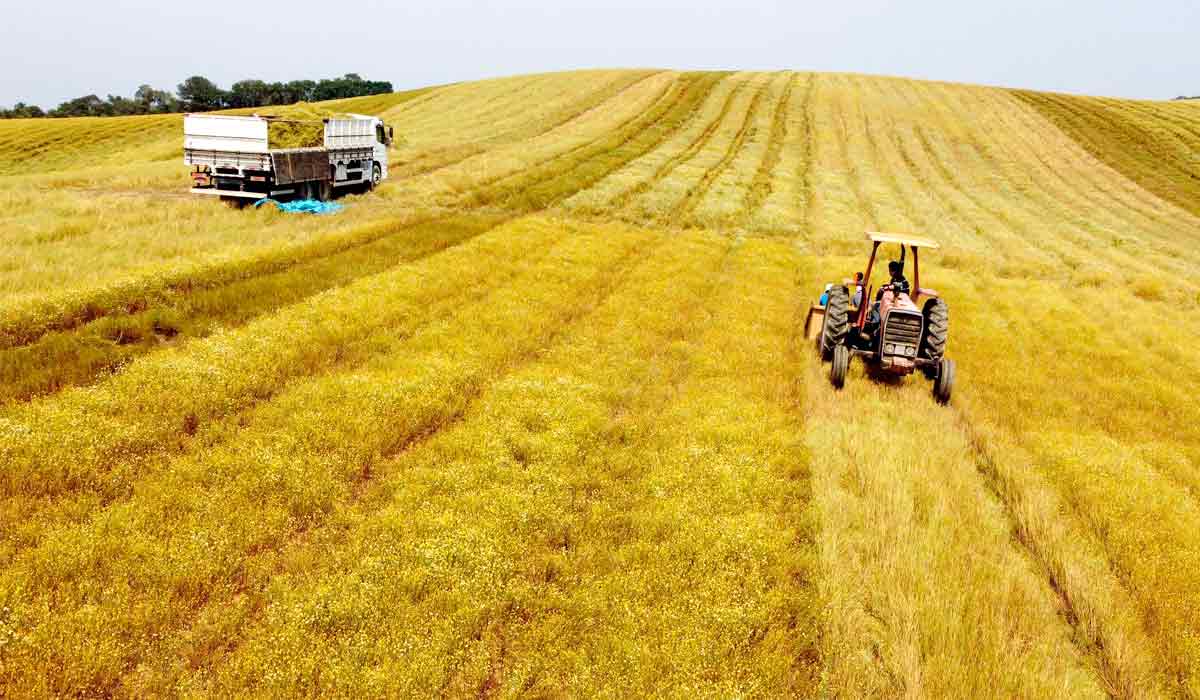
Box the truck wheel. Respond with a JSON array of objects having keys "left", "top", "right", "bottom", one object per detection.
[
  {"left": 831, "top": 345, "right": 850, "bottom": 389},
  {"left": 820, "top": 286, "right": 850, "bottom": 361},
  {"left": 933, "top": 357, "right": 955, "bottom": 404},
  {"left": 370, "top": 163, "right": 382, "bottom": 190},
  {"left": 920, "top": 297, "right": 949, "bottom": 365}
]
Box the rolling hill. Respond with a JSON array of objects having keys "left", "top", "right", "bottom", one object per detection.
[{"left": 2, "top": 69, "right": 1200, "bottom": 697}]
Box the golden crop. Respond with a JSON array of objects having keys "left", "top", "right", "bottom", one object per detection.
[{"left": 1, "top": 69, "right": 1199, "bottom": 697}]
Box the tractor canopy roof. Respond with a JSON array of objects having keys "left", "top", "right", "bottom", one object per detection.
[{"left": 865, "top": 231, "right": 940, "bottom": 249}]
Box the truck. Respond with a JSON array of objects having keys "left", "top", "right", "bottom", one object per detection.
[{"left": 183, "top": 113, "right": 394, "bottom": 202}]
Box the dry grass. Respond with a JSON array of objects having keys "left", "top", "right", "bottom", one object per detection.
[{"left": 2, "top": 68, "right": 1200, "bottom": 697}]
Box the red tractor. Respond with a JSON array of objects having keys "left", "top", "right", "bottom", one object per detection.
[{"left": 803, "top": 232, "right": 954, "bottom": 403}]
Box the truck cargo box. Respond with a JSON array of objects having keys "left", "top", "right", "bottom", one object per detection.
[{"left": 271, "top": 148, "right": 329, "bottom": 185}]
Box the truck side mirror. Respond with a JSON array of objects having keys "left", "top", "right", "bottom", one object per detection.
[{"left": 388, "top": 126, "right": 394, "bottom": 144}]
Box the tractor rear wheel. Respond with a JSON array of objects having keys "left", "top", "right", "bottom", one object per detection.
[
  {"left": 831, "top": 345, "right": 850, "bottom": 389},
  {"left": 933, "top": 357, "right": 955, "bottom": 404},
  {"left": 920, "top": 297, "right": 949, "bottom": 374},
  {"left": 820, "top": 287, "right": 850, "bottom": 361}
]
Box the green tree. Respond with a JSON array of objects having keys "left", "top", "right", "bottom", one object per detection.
[{"left": 177, "top": 76, "right": 226, "bottom": 111}]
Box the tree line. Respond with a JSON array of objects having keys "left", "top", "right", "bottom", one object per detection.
[{"left": 0, "top": 73, "right": 393, "bottom": 119}]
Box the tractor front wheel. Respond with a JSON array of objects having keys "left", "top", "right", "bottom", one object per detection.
[
  {"left": 831, "top": 345, "right": 850, "bottom": 389},
  {"left": 820, "top": 287, "right": 850, "bottom": 361},
  {"left": 933, "top": 357, "right": 955, "bottom": 404}
]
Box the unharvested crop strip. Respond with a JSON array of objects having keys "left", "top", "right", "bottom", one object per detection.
[
  {"left": 154, "top": 232, "right": 697, "bottom": 692},
  {"left": 0, "top": 220, "right": 576, "bottom": 504}
]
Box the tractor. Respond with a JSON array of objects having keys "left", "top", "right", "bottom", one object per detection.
[{"left": 802, "top": 232, "right": 954, "bottom": 403}]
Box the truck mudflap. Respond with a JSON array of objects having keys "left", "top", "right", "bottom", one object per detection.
[{"left": 271, "top": 148, "right": 329, "bottom": 185}]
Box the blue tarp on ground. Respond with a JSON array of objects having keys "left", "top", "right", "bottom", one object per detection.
[{"left": 254, "top": 198, "right": 344, "bottom": 214}]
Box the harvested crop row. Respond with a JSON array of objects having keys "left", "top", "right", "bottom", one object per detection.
[
  {"left": 948, "top": 271, "right": 1200, "bottom": 694},
  {"left": 446, "top": 73, "right": 712, "bottom": 212},
  {"left": 0, "top": 219, "right": 658, "bottom": 696},
  {"left": 909, "top": 81, "right": 1197, "bottom": 282},
  {"left": 802, "top": 342, "right": 1105, "bottom": 697},
  {"left": 991, "top": 89, "right": 1192, "bottom": 237},
  {"left": 739, "top": 71, "right": 801, "bottom": 231}
]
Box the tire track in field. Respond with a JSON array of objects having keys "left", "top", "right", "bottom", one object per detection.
[
  {"left": 740, "top": 72, "right": 799, "bottom": 224},
  {"left": 802, "top": 359, "right": 1109, "bottom": 696},
  {"left": 667, "top": 73, "right": 775, "bottom": 225},
  {"left": 82, "top": 231, "right": 673, "bottom": 695},
  {"left": 605, "top": 73, "right": 747, "bottom": 214},
  {"left": 950, "top": 400, "right": 1172, "bottom": 697}
]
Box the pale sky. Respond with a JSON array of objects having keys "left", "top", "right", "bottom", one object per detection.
[{"left": 2, "top": 0, "right": 1197, "bottom": 109}]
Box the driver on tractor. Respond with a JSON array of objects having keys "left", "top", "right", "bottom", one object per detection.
[{"left": 866, "top": 248, "right": 911, "bottom": 335}]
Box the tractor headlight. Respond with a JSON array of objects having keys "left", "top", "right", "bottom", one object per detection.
[
  {"left": 885, "top": 343, "right": 895, "bottom": 354},
  {"left": 906, "top": 346, "right": 916, "bottom": 356}
]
